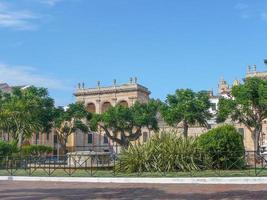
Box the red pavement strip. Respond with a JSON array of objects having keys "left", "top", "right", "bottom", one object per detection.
[{"left": 1, "top": 181, "right": 267, "bottom": 200}]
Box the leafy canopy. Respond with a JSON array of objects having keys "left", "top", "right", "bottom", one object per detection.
[
  {"left": 53, "top": 103, "right": 91, "bottom": 153},
  {"left": 161, "top": 89, "right": 212, "bottom": 137},
  {"left": 217, "top": 77, "right": 267, "bottom": 151},
  {"left": 89, "top": 100, "right": 159, "bottom": 148},
  {"left": 0, "top": 86, "right": 55, "bottom": 146}
]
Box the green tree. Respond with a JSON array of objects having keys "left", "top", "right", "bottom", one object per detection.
[
  {"left": 89, "top": 101, "right": 159, "bottom": 149},
  {"left": 53, "top": 103, "right": 91, "bottom": 154},
  {"left": 161, "top": 89, "right": 212, "bottom": 138},
  {"left": 0, "top": 90, "right": 10, "bottom": 139},
  {"left": 217, "top": 77, "right": 267, "bottom": 152},
  {"left": 0, "top": 87, "right": 55, "bottom": 148}
]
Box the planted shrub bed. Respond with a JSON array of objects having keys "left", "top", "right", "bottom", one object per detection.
[
  {"left": 117, "top": 133, "right": 202, "bottom": 173},
  {"left": 117, "top": 125, "right": 246, "bottom": 173}
]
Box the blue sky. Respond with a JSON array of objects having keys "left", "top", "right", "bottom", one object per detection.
[{"left": 0, "top": 0, "right": 267, "bottom": 106}]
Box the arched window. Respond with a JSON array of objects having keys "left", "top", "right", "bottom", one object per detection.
[
  {"left": 102, "top": 102, "right": 112, "bottom": 113},
  {"left": 87, "top": 103, "right": 96, "bottom": 113},
  {"left": 118, "top": 100, "right": 128, "bottom": 107},
  {"left": 103, "top": 134, "right": 109, "bottom": 144}
]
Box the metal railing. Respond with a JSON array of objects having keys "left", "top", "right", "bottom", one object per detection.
[{"left": 1, "top": 148, "right": 267, "bottom": 177}]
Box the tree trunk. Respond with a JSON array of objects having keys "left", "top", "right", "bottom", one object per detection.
[
  {"left": 101, "top": 126, "right": 126, "bottom": 148},
  {"left": 121, "top": 133, "right": 130, "bottom": 149},
  {"left": 17, "top": 132, "right": 23, "bottom": 149},
  {"left": 253, "top": 126, "right": 262, "bottom": 153},
  {"left": 120, "top": 142, "right": 130, "bottom": 150},
  {"left": 183, "top": 121, "right": 189, "bottom": 138},
  {"left": 62, "top": 137, "right": 67, "bottom": 155}
]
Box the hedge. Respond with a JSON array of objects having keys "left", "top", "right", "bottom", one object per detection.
[{"left": 198, "top": 124, "right": 245, "bottom": 169}]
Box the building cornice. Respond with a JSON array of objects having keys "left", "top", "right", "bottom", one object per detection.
[
  {"left": 74, "top": 83, "right": 151, "bottom": 97},
  {"left": 246, "top": 71, "right": 267, "bottom": 79}
]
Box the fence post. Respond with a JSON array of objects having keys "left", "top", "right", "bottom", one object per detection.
[
  {"left": 113, "top": 144, "right": 116, "bottom": 177},
  {"left": 254, "top": 151, "right": 257, "bottom": 176},
  {"left": 29, "top": 156, "right": 32, "bottom": 176},
  {"left": 90, "top": 154, "right": 93, "bottom": 177}
]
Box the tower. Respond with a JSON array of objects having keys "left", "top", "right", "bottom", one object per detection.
[
  {"left": 218, "top": 77, "right": 230, "bottom": 95},
  {"left": 233, "top": 79, "right": 240, "bottom": 86}
]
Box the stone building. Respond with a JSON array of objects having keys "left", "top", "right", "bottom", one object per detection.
[
  {"left": 218, "top": 77, "right": 230, "bottom": 96},
  {"left": 75, "top": 78, "right": 150, "bottom": 113},
  {"left": 0, "top": 82, "right": 12, "bottom": 93},
  {"left": 0, "top": 82, "right": 31, "bottom": 93},
  {"left": 246, "top": 64, "right": 267, "bottom": 79},
  {"left": 65, "top": 78, "right": 152, "bottom": 152}
]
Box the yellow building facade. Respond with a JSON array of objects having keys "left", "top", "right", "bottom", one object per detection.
[{"left": 66, "top": 78, "right": 151, "bottom": 152}]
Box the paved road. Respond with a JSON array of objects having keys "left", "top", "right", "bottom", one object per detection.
[{"left": 1, "top": 181, "right": 267, "bottom": 200}]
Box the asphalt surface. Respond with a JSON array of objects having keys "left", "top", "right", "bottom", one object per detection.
[{"left": 1, "top": 181, "right": 267, "bottom": 200}]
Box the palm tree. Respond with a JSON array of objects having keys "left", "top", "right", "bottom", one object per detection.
[
  {"left": 0, "top": 87, "right": 54, "bottom": 148},
  {"left": 0, "top": 90, "right": 11, "bottom": 141}
]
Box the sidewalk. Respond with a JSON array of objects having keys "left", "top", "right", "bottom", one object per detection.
[{"left": 2, "top": 176, "right": 267, "bottom": 184}]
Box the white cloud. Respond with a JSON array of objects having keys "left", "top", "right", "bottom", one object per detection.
[
  {"left": 0, "top": 63, "right": 68, "bottom": 90},
  {"left": 234, "top": 2, "right": 267, "bottom": 22},
  {"left": 38, "top": 0, "right": 62, "bottom": 6},
  {"left": 235, "top": 3, "right": 249, "bottom": 10},
  {"left": 234, "top": 3, "right": 252, "bottom": 19},
  {"left": 0, "top": 2, "right": 39, "bottom": 30}
]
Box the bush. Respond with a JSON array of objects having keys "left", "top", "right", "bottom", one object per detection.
[
  {"left": 21, "top": 145, "right": 53, "bottom": 156},
  {"left": 198, "top": 125, "right": 245, "bottom": 169},
  {"left": 0, "top": 140, "right": 13, "bottom": 157},
  {"left": 117, "top": 132, "right": 202, "bottom": 173},
  {"left": 0, "top": 140, "right": 19, "bottom": 157}
]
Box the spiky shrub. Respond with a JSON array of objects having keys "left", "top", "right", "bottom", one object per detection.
[
  {"left": 198, "top": 125, "right": 245, "bottom": 169},
  {"left": 116, "top": 132, "right": 202, "bottom": 173}
]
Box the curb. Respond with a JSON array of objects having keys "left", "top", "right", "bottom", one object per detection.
[{"left": 1, "top": 176, "right": 267, "bottom": 184}]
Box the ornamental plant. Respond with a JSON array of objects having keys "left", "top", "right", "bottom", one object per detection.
[
  {"left": 116, "top": 132, "right": 202, "bottom": 173},
  {"left": 198, "top": 125, "right": 245, "bottom": 169}
]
